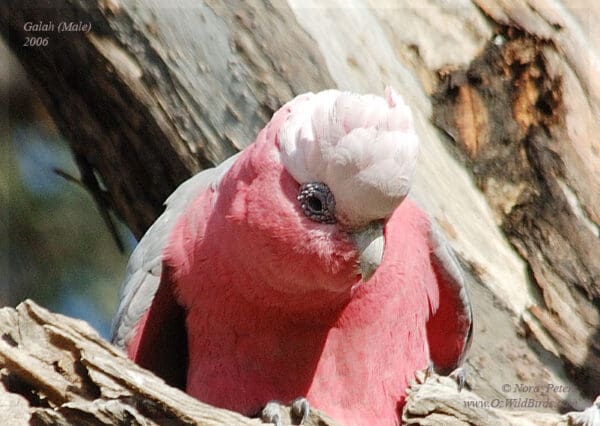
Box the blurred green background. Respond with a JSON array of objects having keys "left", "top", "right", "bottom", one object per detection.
[{"left": 0, "top": 40, "right": 133, "bottom": 339}]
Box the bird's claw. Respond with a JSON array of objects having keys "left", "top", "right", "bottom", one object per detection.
[
  {"left": 261, "top": 397, "right": 310, "bottom": 425},
  {"left": 291, "top": 397, "right": 310, "bottom": 423},
  {"left": 414, "top": 363, "right": 467, "bottom": 391},
  {"left": 449, "top": 366, "right": 467, "bottom": 392},
  {"left": 261, "top": 401, "right": 282, "bottom": 426},
  {"left": 424, "top": 362, "right": 435, "bottom": 380},
  {"left": 413, "top": 362, "right": 435, "bottom": 384}
]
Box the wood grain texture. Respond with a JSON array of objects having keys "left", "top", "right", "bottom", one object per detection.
[
  {"left": 0, "top": 0, "right": 334, "bottom": 237},
  {"left": 433, "top": 0, "right": 600, "bottom": 398},
  {"left": 0, "top": 300, "right": 338, "bottom": 425},
  {"left": 1, "top": 301, "right": 597, "bottom": 425},
  {"left": 403, "top": 372, "right": 599, "bottom": 426}
]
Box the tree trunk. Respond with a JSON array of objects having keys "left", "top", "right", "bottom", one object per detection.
[{"left": 1, "top": 0, "right": 598, "bottom": 424}]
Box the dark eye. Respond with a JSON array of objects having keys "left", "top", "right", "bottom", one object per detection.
[{"left": 297, "top": 182, "right": 336, "bottom": 224}]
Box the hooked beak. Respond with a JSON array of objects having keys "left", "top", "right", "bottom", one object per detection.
[{"left": 350, "top": 220, "right": 385, "bottom": 282}]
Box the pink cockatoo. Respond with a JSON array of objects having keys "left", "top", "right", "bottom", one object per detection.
[{"left": 112, "top": 88, "right": 472, "bottom": 426}]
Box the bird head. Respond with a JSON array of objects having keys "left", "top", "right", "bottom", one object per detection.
[
  {"left": 277, "top": 87, "right": 419, "bottom": 282},
  {"left": 211, "top": 88, "right": 419, "bottom": 310}
]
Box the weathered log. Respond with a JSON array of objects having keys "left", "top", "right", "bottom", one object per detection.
[
  {"left": 2, "top": 300, "right": 598, "bottom": 425},
  {"left": 0, "top": 0, "right": 598, "bottom": 423},
  {"left": 0, "top": 300, "right": 338, "bottom": 425},
  {"left": 403, "top": 372, "right": 600, "bottom": 426}
]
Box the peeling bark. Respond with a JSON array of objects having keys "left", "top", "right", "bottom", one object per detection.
[
  {"left": 403, "top": 373, "right": 600, "bottom": 426},
  {"left": 0, "top": 301, "right": 338, "bottom": 425},
  {"left": 1, "top": 301, "right": 598, "bottom": 425},
  {"left": 432, "top": 13, "right": 600, "bottom": 398}
]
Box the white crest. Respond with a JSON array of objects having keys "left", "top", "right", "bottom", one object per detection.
[{"left": 278, "top": 87, "right": 419, "bottom": 228}]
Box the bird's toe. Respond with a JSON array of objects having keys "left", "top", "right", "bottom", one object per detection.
[
  {"left": 291, "top": 397, "right": 310, "bottom": 424},
  {"left": 261, "top": 401, "right": 282, "bottom": 426},
  {"left": 449, "top": 366, "right": 467, "bottom": 392}
]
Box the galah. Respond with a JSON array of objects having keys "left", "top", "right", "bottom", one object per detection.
[{"left": 111, "top": 88, "right": 472, "bottom": 426}]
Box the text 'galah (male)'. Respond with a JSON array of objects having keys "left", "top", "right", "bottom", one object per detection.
[{"left": 112, "top": 88, "right": 473, "bottom": 426}]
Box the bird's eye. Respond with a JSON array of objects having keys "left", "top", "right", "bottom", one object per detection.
[{"left": 297, "top": 182, "right": 336, "bottom": 224}]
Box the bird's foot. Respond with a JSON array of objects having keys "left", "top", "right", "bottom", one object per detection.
[
  {"left": 449, "top": 366, "right": 467, "bottom": 392},
  {"left": 424, "top": 362, "right": 435, "bottom": 380},
  {"left": 414, "top": 362, "right": 435, "bottom": 384},
  {"left": 261, "top": 401, "right": 283, "bottom": 426},
  {"left": 291, "top": 397, "right": 310, "bottom": 423},
  {"left": 414, "top": 363, "right": 467, "bottom": 391},
  {"left": 261, "top": 397, "right": 310, "bottom": 426}
]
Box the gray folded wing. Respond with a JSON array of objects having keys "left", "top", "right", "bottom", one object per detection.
[{"left": 110, "top": 153, "right": 241, "bottom": 349}]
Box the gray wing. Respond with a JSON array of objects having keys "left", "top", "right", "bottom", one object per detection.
[
  {"left": 110, "top": 153, "right": 241, "bottom": 349},
  {"left": 426, "top": 220, "right": 473, "bottom": 372}
]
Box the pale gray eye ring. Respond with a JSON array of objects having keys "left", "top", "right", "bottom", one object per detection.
[{"left": 297, "top": 182, "right": 336, "bottom": 224}]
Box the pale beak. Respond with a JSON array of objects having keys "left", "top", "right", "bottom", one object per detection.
[{"left": 350, "top": 220, "right": 385, "bottom": 282}]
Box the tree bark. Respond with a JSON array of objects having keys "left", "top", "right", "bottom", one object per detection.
[
  {"left": 0, "top": 300, "right": 338, "bottom": 425},
  {"left": 1, "top": 0, "right": 598, "bottom": 424},
  {"left": 1, "top": 300, "right": 597, "bottom": 425}
]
